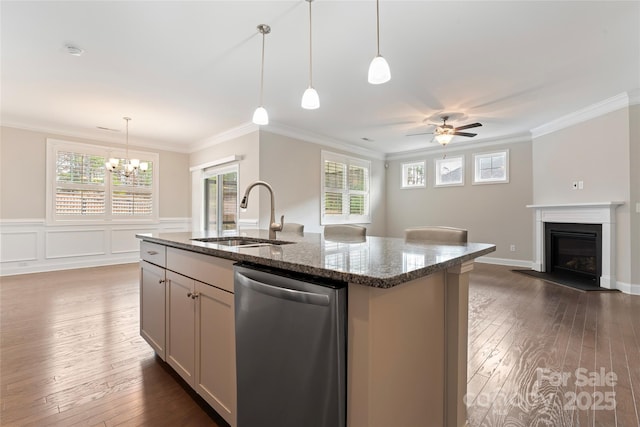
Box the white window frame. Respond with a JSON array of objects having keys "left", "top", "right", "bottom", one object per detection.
[
  {"left": 321, "top": 150, "right": 371, "bottom": 225},
  {"left": 401, "top": 161, "right": 426, "bottom": 188},
  {"left": 46, "top": 138, "right": 159, "bottom": 225},
  {"left": 202, "top": 163, "right": 240, "bottom": 235},
  {"left": 473, "top": 149, "right": 510, "bottom": 184},
  {"left": 434, "top": 155, "right": 465, "bottom": 187}
]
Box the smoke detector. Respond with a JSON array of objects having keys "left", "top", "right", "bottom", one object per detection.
[{"left": 65, "top": 44, "right": 84, "bottom": 56}]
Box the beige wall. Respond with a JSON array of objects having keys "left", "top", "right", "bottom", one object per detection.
[
  {"left": 532, "top": 107, "right": 632, "bottom": 284},
  {"left": 189, "top": 131, "right": 261, "bottom": 226},
  {"left": 629, "top": 105, "right": 640, "bottom": 286},
  {"left": 0, "top": 126, "right": 190, "bottom": 219},
  {"left": 258, "top": 131, "right": 387, "bottom": 235},
  {"left": 385, "top": 141, "right": 534, "bottom": 262}
]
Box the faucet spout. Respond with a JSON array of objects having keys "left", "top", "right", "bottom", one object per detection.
[{"left": 240, "top": 181, "right": 284, "bottom": 240}]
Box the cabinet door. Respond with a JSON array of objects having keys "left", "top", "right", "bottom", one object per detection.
[
  {"left": 195, "top": 281, "right": 236, "bottom": 427},
  {"left": 140, "top": 260, "right": 166, "bottom": 360},
  {"left": 166, "top": 270, "right": 196, "bottom": 386}
]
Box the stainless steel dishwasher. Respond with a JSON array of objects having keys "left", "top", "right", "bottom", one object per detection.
[{"left": 234, "top": 263, "right": 347, "bottom": 427}]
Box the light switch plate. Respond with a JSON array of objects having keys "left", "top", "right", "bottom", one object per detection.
[{"left": 636, "top": 202, "right": 640, "bottom": 213}]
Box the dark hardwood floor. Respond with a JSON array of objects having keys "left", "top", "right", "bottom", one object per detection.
[{"left": 1, "top": 263, "right": 638, "bottom": 426}]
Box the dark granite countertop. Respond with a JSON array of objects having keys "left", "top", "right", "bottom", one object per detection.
[{"left": 137, "top": 230, "right": 495, "bottom": 289}]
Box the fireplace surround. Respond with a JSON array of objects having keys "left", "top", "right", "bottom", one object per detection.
[{"left": 527, "top": 202, "right": 623, "bottom": 290}]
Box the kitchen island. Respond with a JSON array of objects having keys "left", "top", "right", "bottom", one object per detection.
[{"left": 137, "top": 230, "right": 495, "bottom": 427}]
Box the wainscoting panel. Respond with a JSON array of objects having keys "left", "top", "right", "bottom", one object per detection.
[
  {"left": 111, "top": 227, "right": 157, "bottom": 254},
  {"left": 0, "top": 231, "right": 38, "bottom": 263},
  {"left": 0, "top": 218, "right": 191, "bottom": 276},
  {"left": 46, "top": 229, "right": 105, "bottom": 259}
]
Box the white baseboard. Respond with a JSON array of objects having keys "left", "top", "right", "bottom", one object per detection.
[
  {"left": 614, "top": 281, "right": 640, "bottom": 296},
  {"left": 0, "top": 255, "right": 139, "bottom": 276},
  {"left": 475, "top": 256, "right": 533, "bottom": 269}
]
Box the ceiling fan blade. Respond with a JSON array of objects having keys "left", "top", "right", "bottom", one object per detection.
[
  {"left": 454, "top": 132, "right": 477, "bottom": 137},
  {"left": 454, "top": 122, "right": 482, "bottom": 131},
  {"left": 406, "top": 132, "right": 434, "bottom": 136}
]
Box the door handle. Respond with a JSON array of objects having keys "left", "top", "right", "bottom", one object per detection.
[{"left": 236, "top": 273, "right": 330, "bottom": 306}]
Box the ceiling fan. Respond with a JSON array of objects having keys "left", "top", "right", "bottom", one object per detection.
[{"left": 408, "top": 115, "right": 482, "bottom": 146}]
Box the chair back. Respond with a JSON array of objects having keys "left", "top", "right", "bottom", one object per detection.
[
  {"left": 404, "top": 226, "right": 468, "bottom": 244},
  {"left": 281, "top": 223, "right": 304, "bottom": 234},
  {"left": 324, "top": 224, "right": 367, "bottom": 242}
]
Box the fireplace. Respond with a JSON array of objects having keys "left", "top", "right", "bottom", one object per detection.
[
  {"left": 544, "top": 222, "right": 602, "bottom": 285},
  {"left": 527, "top": 202, "right": 623, "bottom": 290}
]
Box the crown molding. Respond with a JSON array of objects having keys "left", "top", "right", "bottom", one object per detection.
[
  {"left": 530, "top": 92, "right": 632, "bottom": 139},
  {"left": 628, "top": 88, "right": 640, "bottom": 106},
  {"left": 265, "top": 122, "right": 386, "bottom": 160},
  {"left": 385, "top": 132, "right": 532, "bottom": 161},
  {"left": 188, "top": 122, "right": 258, "bottom": 153},
  {"left": 0, "top": 119, "right": 190, "bottom": 153}
]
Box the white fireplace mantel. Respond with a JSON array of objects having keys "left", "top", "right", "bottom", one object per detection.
[{"left": 526, "top": 202, "right": 624, "bottom": 289}]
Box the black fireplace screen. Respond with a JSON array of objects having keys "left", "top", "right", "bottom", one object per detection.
[{"left": 544, "top": 222, "right": 602, "bottom": 284}]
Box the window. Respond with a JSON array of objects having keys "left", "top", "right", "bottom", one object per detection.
[
  {"left": 434, "top": 155, "right": 464, "bottom": 187},
  {"left": 401, "top": 161, "right": 426, "bottom": 188},
  {"left": 321, "top": 151, "right": 371, "bottom": 224},
  {"left": 47, "top": 139, "right": 159, "bottom": 223},
  {"left": 474, "top": 150, "right": 509, "bottom": 184},
  {"left": 203, "top": 164, "right": 238, "bottom": 234}
]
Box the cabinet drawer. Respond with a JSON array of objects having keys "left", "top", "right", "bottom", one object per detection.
[
  {"left": 167, "top": 247, "right": 234, "bottom": 293},
  {"left": 140, "top": 241, "right": 166, "bottom": 267}
]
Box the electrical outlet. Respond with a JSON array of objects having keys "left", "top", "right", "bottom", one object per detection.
[
  {"left": 572, "top": 181, "right": 578, "bottom": 190},
  {"left": 510, "top": 244, "right": 516, "bottom": 252}
]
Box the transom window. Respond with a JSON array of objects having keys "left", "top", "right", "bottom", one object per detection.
[
  {"left": 473, "top": 150, "right": 509, "bottom": 184},
  {"left": 321, "top": 151, "right": 371, "bottom": 225},
  {"left": 47, "top": 139, "right": 159, "bottom": 223},
  {"left": 401, "top": 161, "right": 426, "bottom": 188}
]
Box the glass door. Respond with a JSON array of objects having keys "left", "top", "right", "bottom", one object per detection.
[{"left": 204, "top": 166, "right": 238, "bottom": 234}]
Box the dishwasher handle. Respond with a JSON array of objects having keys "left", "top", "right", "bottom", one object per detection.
[{"left": 236, "top": 272, "right": 330, "bottom": 306}]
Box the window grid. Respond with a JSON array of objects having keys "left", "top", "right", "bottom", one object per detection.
[
  {"left": 321, "top": 151, "right": 371, "bottom": 224},
  {"left": 474, "top": 150, "right": 509, "bottom": 184},
  {"left": 47, "top": 139, "right": 158, "bottom": 222}
]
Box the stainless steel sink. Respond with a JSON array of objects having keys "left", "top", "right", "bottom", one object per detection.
[{"left": 191, "top": 237, "right": 294, "bottom": 248}]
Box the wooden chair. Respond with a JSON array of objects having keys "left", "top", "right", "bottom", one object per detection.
[
  {"left": 281, "top": 223, "right": 304, "bottom": 234},
  {"left": 404, "top": 226, "right": 468, "bottom": 244},
  {"left": 324, "top": 224, "right": 367, "bottom": 242}
]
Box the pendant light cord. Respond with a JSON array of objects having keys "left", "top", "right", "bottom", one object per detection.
[
  {"left": 308, "top": 0, "right": 313, "bottom": 86},
  {"left": 124, "top": 117, "right": 130, "bottom": 165},
  {"left": 375, "top": 0, "right": 381, "bottom": 56},
  {"left": 259, "top": 32, "right": 265, "bottom": 106}
]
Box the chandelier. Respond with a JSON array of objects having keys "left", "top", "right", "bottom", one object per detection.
[{"left": 105, "top": 117, "right": 148, "bottom": 178}]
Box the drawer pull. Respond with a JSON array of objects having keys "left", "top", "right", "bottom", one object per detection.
[{"left": 146, "top": 250, "right": 159, "bottom": 255}]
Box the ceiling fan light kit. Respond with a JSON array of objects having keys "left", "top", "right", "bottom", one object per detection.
[{"left": 408, "top": 115, "right": 483, "bottom": 146}]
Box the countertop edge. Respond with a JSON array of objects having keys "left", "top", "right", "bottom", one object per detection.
[{"left": 137, "top": 234, "right": 496, "bottom": 289}]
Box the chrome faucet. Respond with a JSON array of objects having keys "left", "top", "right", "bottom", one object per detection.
[{"left": 240, "top": 181, "right": 284, "bottom": 240}]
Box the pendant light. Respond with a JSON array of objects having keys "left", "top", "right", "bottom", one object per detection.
[
  {"left": 368, "top": 0, "right": 391, "bottom": 85},
  {"left": 301, "top": 0, "right": 320, "bottom": 109},
  {"left": 253, "top": 24, "right": 271, "bottom": 125}
]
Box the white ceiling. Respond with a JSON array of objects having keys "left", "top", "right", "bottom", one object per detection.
[{"left": 1, "top": 1, "right": 639, "bottom": 155}]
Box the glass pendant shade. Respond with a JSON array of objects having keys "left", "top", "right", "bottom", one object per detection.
[
  {"left": 435, "top": 133, "right": 454, "bottom": 146},
  {"left": 368, "top": 55, "right": 391, "bottom": 84},
  {"left": 252, "top": 106, "right": 269, "bottom": 125},
  {"left": 301, "top": 87, "right": 320, "bottom": 109}
]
